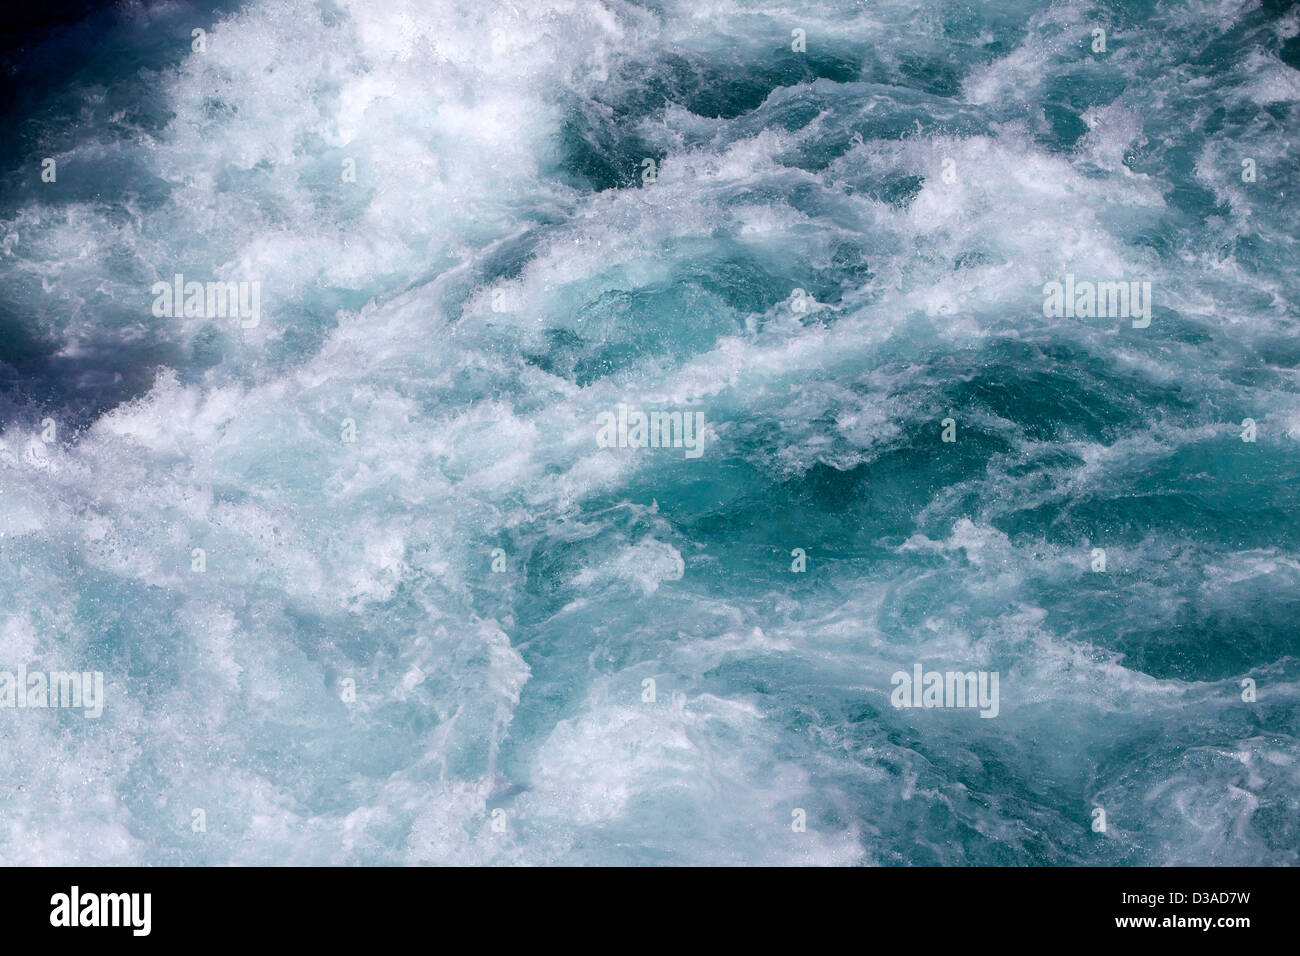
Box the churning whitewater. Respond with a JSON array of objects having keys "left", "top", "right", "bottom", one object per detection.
[{"left": 0, "top": 0, "right": 1297, "bottom": 865}]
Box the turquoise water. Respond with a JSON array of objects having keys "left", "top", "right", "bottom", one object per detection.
[{"left": 0, "top": 0, "right": 1297, "bottom": 864}]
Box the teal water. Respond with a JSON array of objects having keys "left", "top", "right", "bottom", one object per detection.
[{"left": 0, "top": 0, "right": 1297, "bottom": 864}]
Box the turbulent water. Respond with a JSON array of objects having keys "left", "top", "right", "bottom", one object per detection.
[{"left": 0, "top": 0, "right": 1297, "bottom": 865}]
